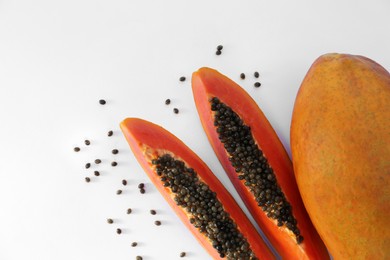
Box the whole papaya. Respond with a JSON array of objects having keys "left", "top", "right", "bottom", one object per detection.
[{"left": 290, "top": 53, "right": 390, "bottom": 259}]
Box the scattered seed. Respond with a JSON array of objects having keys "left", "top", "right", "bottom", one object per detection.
[
  {"left": 107, "top": 218, "right": 114, "bottom": 224},
  {"left": 85, "top": 177, "right": 91, "bottom": 183},
  {"left": 94, "top": 171, "right": 100, "bottom": 176},
  {"left": 173, "top": 108, "right": 179, "bottom": 114},
  {"left": 154, "top": 220, "right": 161, "bottom": 226},
  {"left": 107, "top": 130, "right": 113, "bottom": 137},
  {"left": 138, "top": 183, "right": 145, "bottom": 189},
  {"left": 254, "top": 71, "right": 259, "bottom": 78},
  {"left": 179, "top": 76, "right": 186, "bottom": 82},
  {"left": 74, "top": 147, "right": 80, "bottom": 152},
  {"left": 136, "top": 256, "right": 142, "bottom": 260},
  {"left": 95, "top": 159, "right": 101, "bottom": 164},
  {"left": 217, "top": 45, "right": 223, "bottom": 51},
  {"left": 140, "top": 188, "right": 145, "bottom": 194},
  {"left": 84, "top": 140, "right": 90, "bottom": 145},
  {"left": 112, "top": 149, "right": 119, "bottom": 154},
  {"left": 150, "top": 209, "right": 156, "bottom": 215},
  {"left": 116, "top": 189, "right": 122, "bottom": 195},
  {"left": 240, "top": 73, "right": 245, "bottom": 79},
  {"left": 116, "top": 228, "right": 122, "bottom": 234},
  {"left": 131, "top": 242, "right": 138, "bottom": 247},
  {"left": 165, "top": 99, "right": 171, "bottom": 105},
  {"left": 122, "top": 179, "right": 127, "bottom": 186},
  {"left": 216, "top": 50, "right": 222, "bottom": 55},
  {"left": 127, "top": 208, "right": 132, "bottom": 214},
  {"left": 180, "top": 252, "right": 186, "bottom": 257},
  {"left": 85, "top": 163, "right": 91, "bottom": 169},
  {"left": 254, "top": 82, "right": 261, "bottom": 88},
  {"left": 99, "top": 99, "right": 106, "bottom": 105},
  {"left": 111, "top": 161, "right": 118, "bottom": 167}
]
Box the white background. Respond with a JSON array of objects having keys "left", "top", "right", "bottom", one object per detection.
[{"left": 0, "top": 0, "right": 389, "bottom": 259}]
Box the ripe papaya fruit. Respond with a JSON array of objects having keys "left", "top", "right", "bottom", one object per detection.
[
  {"left": 192, "top": 68, "right": 329, "bottom": 259},
  {"left": 290, "top": 53, "right": 390, "bottom": 259},
  {"left": 120, "top": 118, "right": 275, "bottom": 260}
]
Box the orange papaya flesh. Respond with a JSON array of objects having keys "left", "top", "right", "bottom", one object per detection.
[
  {"left": 291, "top": 53, "right": 390, "bottom": 259},
  {"left": 120, "top": 118, "right": 275, "bottom": 260},
  {"left": 192, "top": 68, "right": 329, "bottom": 259}
]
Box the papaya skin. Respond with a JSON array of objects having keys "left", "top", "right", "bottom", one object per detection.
[
  {"left": 291, "top": 53, "right": 390, "bottom": 259},
  {"left": 120, "top": 118, "right": 275, "bottom": 260},
  {"left": 192, "top": 68, "right": 329, "bottom": 259}
]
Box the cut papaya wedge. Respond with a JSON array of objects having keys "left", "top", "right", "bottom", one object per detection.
[
  {"left": 192, "top": 68, "right": 329, "bottom": 259},
  {"left": 120, "top": 118, "right": 275, "bottom": 260}
]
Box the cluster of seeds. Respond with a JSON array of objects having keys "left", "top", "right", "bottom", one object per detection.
[
  {"left": 174, "top": 76, "right": 186, "bottom": 114},
  {"left": 138, "top": 183, "right": 146, "bottom": 194},
  {"left": 163, "top": 76, "right": 188, "bottom": 114},
  {"left": 216, "top": 45, "right": 223, "bottom": 55},
  {"left": 239, "top": 72, "right": 261, "bottom": 88},
  {"left": 74, "top": 99, "right": 191, "bottom": 258},
  {"left": 152, "top": 154, "right": 257, "bottom": 259},
  {"left": 210, "top": 97, "right": 303, "bottom": 244},
  {"left": 165, "top": 97, "right": 179, "bottom": 114},
  {"left": 107, "top": 217, "right": 123, "bottom": 235},
  {"left": 74, "top": 128, "right": 119, "bottom": 183},
  {"left": 106, "top": 206, "right": 172, "bottom": 259},
  {"left": 148, "top": 209, "right": 162, "bottom": 226}
]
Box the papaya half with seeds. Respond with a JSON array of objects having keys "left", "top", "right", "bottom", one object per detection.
[
  {"left": 120, "top": 118, "right": 275, "bottom": 260},
  {"left": 291, "top": 53, "right": 390, "bottom": 259},
  {"left": 192, "top": 68, "right": 329, "bottom": 259}
]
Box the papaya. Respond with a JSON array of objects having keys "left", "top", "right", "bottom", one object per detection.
[
  {"left": 290, "top": 53, "right": 390, "bottom": 259},
  {"left": 192, "top": 68, "right": 329, "bottom": 259},
  {"left": 120, "top": 118, "right": 275, "bottom": 260}
]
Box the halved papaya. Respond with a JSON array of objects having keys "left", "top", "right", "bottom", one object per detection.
[
  {"left": 120, "top": 118, "right": 275, "bottom": 260},
  {"left": 192, "top": 68, "right": 329, "bottom": 259}
]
